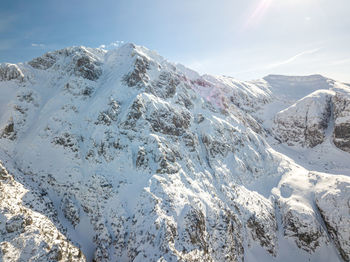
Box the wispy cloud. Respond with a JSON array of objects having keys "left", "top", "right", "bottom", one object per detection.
[
  {"left": 31, "top": 43, "right": 46, "bottom": 48},
  {"left": 226, "top": 47, "right": 323, "bottom": 79},
  {"left": 267, "top": 48, "right": 321, "bottom": 69}
]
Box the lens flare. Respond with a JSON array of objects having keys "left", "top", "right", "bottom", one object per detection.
[{"left": 243, "top": 0, "right": 273, "bottom": 30}]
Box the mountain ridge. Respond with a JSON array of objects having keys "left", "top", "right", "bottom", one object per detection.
[{"left": 0, "top": 43, "right": 349, "bottom": 262}]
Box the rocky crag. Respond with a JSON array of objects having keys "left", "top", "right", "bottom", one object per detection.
[{"left": 0, "top": 44, "right": 349, "bottom": 261}]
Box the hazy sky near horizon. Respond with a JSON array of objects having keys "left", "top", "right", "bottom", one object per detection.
[{"left": 1, "top": 0, "right": 349, "bottom": 82}]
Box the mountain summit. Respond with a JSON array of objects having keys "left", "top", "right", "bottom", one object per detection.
[{"left": 0, "top": 44, "right": 349, "bottom": 262}]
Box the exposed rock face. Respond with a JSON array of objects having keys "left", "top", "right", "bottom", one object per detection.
[
  {"left": 315, "top": 175, "right": 350, "bottom": 262},
  {"left": 334, "top": 122, "right": 350, "bottom": 152},
  {"left": 0, "top": 63, "right": 24, "bottom": 81},
  {"left": 28, "top": 52, "right": 57, "bottom": 70},
  {"left": 280, "top": 207, "right": 325, "bottom": 252},
  {"left": 124, "top": 55, "right": 150, "bottom": 87},
  {"left": 29, "top": 46, "right": 103, "bottom": 81},
  {"left": 273, "top": 90, "right": 333, "bottom": 147},
  {"left": 61, "top": 194, "right": 81, "bottom": 227},
  {"left": 270, "top": 81, "right": 350, "bottom": 154},
  {"left": 332, "top": 89, "right": 350, "bottom": 153},
  {"left": 74, "top": 55, "right": 102, "bottom": 81},
  {"left": 0, "top": 43, "right": 349, "bottom": 262},
  {"left": 148, "top": 71, "right": 180, "bottom": 99},
  {"left": 0, "top": 162, "right": 85, "bottom": 261},
  {"left": 147, "top": 106, "right": 191, "bottom": 136},
  {"left": 274, "top": 171, "right": 350, "bottom": 260},
  {"left": 1, "top": 119, "right": 16, "bottom": 140}
]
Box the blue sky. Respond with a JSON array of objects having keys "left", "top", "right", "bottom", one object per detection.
[{"left": 1, "top": 0, "right": 349, "bottom": 82}]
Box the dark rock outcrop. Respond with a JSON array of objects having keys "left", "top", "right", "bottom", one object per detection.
[
  {"left": 0, "top": 63, "right": 24, "bottom": 81},
  {"left": 28, "top": 53, "right": 57, "bottom": 70},
  {"left": 332, "top": 91, "right": 350, "bottom": 153},
  {"left": 124, "top": 55, "right": 150, "bottom": 87},
  {"left": 273, "top": 90, "right": 333, "bottom": 147},
  {"left": 315, "top": 177, "right": 350, "bottom": 261},
  {"left": 29, "top": 46, "right": 102, "bottom": 80}
]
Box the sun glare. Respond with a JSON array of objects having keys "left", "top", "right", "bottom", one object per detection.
[{"left": 244, "top": 0, "right": 273, "bottom": 29}]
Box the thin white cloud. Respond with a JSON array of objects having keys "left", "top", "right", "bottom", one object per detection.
[
  {"left": 31, "top": 43, "right": 46, "bottom": 48},
  {"left": 227, "top": 48, "right": 321, "bottom": 76},
  {"left": 267, "top": 48, "right": 321, "bottom": 69}
]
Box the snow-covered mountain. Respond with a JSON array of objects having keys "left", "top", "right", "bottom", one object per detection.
[{"left": 0, "top": 43, "right": 349, "bottom": 262}]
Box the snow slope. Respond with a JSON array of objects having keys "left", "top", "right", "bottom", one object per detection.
[{"left": 0, "top": 44, "right": 349, "bottom": 262}]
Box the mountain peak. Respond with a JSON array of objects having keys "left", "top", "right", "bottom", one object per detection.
[{"left": 0, "top": 44, "right": 349, "bottom": 262}]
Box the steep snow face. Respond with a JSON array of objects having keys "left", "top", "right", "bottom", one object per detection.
[{"left": 0, "top": 44, "right": 349, "bottom": 262}]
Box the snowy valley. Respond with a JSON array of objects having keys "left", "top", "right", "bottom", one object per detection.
[{"left": 0, "top": 44, "right": 349, "bottom": 262}]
